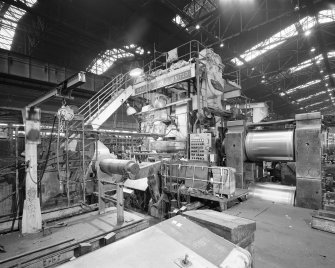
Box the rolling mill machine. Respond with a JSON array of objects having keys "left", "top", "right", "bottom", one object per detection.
[{"left": 226, "top": 112, "right": 335, "bottom": 210}]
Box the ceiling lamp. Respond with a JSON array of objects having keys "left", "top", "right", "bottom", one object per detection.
[
  {"left": 304, "top": 30, "right": 311, "bottom": 36},
  {"left": 310, "top": 47, "right": 315, "bottom": 52},
  {"left": 126, "top": 103, "right": 137, "bottom": 116},
  {"left": 195, "top": 24, "right": 200, "bottom": 30},
  {"left": 220, "top": 43, "right": 224, "bottom": 48}
]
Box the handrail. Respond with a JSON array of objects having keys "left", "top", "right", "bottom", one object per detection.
[
  {"left": 79, "top": 73, "right": 124, "bottom": 111},
  {"left": 80, "top": 75, "right": 134, "bottom": 122}
]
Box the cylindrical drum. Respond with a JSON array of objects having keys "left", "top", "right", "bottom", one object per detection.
[
  {"left": 99, "top": 159, "right": 140, "bottom": 176},
  {"left": 249, "top": 183, "right": 296, "bottom": 205},
  {"left": 245, "top": 129, "right": 294, "bottom": 162}
]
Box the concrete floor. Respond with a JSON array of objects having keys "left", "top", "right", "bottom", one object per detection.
[{"left": 225, "top": 197, "right": 335, "bottom": 268}]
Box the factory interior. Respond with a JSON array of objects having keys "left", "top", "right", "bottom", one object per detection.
[{"left": 0, "top": 0, "right": 335, "bottom": 267}]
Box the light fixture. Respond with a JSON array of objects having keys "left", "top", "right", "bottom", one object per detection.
[
  {"left": 261, "top": 79, "right": 265, "bottom": 83},
  {"left": 262, "top": 75, "right": 265, "bottom": 79},
  {"left": 129, "top": 68, "right": 143, "bottom": 77},
  {"left": 126, "top": 103, "right": 137, "bottom": 116},
  {"left": 326, "top": 83, "right": 329, "bottom": 86},
  {"left": 220, "top": 43, "right": 224, "bottom": 48},
  {"left": 304, "top": 30, "right": 311, "bottom": 36},
  {"left": 310, "top": 47, "right": 315, "bottom": 52},
  {"left": 294, "top": 4, "right": 299, "bottom": 11},
  {"left": 195, "top": 24, "right": 200, "bottom": 30},
  {"left": 251, "top": 67, "right": 255, "bottom": 71},
  {"left": 147, "top": 51, "right": 151, "bottom": 54},
  {"left": 320, "top": 70, "right": 324, "bottom": 73}
]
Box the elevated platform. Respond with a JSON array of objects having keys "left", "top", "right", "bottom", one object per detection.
[{"left": 0, "top": 208, "right": 149, "bottom": 268}]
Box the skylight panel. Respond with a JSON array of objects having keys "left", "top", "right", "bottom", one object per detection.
[
  {"left": 231, "top": 23, "right": 297, "bottom": 66},
  {"left": 231, "top": 57, "right": 244, "bottom": 66},
  {"left": 87, "top": 45, "right": 145, "bottom": 75},
  {"left": 172, "top": 14, "right": 187, "bottom": 28},
  {"left": 289, "top": 60, "right": 313, "bottom": 73},
  {"left": 0, "top": 0, "right": 37, "bottom": 50},
  {"left": 328, "top": 51, "right": 335, "bottom": 58},
  {"left": 305, "top": 100, "right": 328, "bottom": 108},
  {"left": 135, "top": 47, "right": 144, "bottom": 55},
  {"left": 299, "top": 16, "right": 316, "bottom": 31},
  {"left": 284, "top": 79, "right": 321, "bottom": 94},
  {"left": 296, "top": 90, "right": 326, "bottom": 102},
  {"left": 231, "top": 8, "right": 335, "bottom": 67},
  {"left": 318, "top": 9, "right": 335, "bottom": 24},
  {"left": 289, "top": 54, "right": 324, "bottom": 73}
]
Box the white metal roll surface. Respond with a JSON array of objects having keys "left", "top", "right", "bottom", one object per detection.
[
  {"left": 245, "top": 129, "right": 294, "bottom": 161},
  {"left": 249, "top": 183, "right": 296, "bottom": 205}
]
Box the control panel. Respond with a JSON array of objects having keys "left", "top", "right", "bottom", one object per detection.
[{"left": 190, "top": 133, "right": 213, "bottom": 160}]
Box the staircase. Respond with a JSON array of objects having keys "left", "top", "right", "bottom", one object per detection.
[{"left": 77, "top": 73, "right": 134, "bottom": 130}]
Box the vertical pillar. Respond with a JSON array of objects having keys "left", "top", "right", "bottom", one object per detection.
[
  {"left": 295, "top": 112, "right": 322, "bottom": 209},
  {"left": 22, "top": 107, "right": 42, "bottom": 234},
  {"left": 116, "top": 183, "right": 124, "bottom": 225},
  {"left": 226, "top": 120, "right": 247, "bottom": 189},
  {"left": 97, "top": 165, "right": 106, "bottom": 214}
]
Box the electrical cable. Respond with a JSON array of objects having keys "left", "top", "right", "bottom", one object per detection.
[
  {"left": 38, "top": 115, "right": 57, "bottom": 183},
  {"left": 57, "top": 116, "right": 62, "bottom": 182}
]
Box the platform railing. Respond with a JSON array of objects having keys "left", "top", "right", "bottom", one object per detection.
[
  {"left": 161, "top": 163, "right": 236, "bottom": 197},
  {"left": 78, "top": 73, "right": 126, "bottom": 125}
]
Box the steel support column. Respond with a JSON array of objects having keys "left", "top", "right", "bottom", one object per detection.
[
  {"left": 226, "top": 120, "right": 247, "bottom": 188},
  {"left": 295, "top": 112, "right": 323, "bottom": 209}
]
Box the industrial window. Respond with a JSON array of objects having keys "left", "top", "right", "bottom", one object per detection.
[
  {"left": 0, "top": 0, "right": 37, "bottom": 50},
  {"left": 231, "top": 9, "right": 335, "bottom": 66},
  {"left": 87, "top": 45, "right": 145, "bottom": 75}
]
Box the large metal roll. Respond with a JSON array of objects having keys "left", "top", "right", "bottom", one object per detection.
[
  {"left": 99, "top": 159, "right": 140, "bottom": 176},
  {"left": 249, "top": 183, "right": 296, "bottom": 205},
  {"left": 245, "top": 129, "right": 294, "bottom": 161}
]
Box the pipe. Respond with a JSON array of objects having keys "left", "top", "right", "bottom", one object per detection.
[
  {"left": 245, "top": 129, "right": 295, "bottom": 162},
  {"left": 99, "top": 159, "right": 139, "bottom": 176}
]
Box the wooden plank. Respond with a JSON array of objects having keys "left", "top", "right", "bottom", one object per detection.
[
  {"left": 324, "top": 204, "right": 335, "bottom": 212},
  {"left": 312, "top": 210, "right": 335, "bottom": 234},
  {"left": 183, "top": 209, "right": 256, "bottom": 245}
]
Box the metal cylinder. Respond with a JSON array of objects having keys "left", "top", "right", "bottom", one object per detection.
[
  {"left": 99, "top": 159, "right": 140, "bottom": 176},
  {"left": 245, "top": 129, "right": 294, "bottom": 162},
  {"left": 249, "top": 183, "right": 296, "bottom": 206}
]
